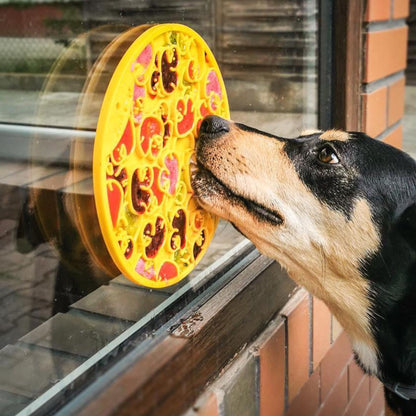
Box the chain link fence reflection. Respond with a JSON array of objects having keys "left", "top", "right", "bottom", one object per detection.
[{"left": 0, "top": 37, "right": 66, "bottom": 73}]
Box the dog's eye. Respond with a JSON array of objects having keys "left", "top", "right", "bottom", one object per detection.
[{"left": 318, "top": 146, "right": 339, "bottom": 164}]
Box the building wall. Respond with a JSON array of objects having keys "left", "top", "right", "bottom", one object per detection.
[
  {"left": 362, "top": 0, "right": 410, "bottom": 147},
  {"left": 180, "top": 1, "right": 410, "bottom": 415},
  {"left": 181, "top": 290, "right": 384, "bottom": 416}
]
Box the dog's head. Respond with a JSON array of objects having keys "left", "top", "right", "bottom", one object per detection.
[{"left": 192, "top": 115, "right": 416, "bottom": 373}]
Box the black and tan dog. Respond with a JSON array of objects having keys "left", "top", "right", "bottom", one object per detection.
[{"left": 192, "top": 115, "right": 416, "bottom": 416}]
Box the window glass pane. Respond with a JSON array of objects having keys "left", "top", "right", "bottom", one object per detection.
[
  {"left": 404, "top": 87, "right": 415, "bottom": 159},
  {"left": 0, "top": 1, "right": 317, "bottom": 414}
]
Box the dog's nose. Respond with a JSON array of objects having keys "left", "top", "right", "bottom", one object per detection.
[{"left": 199, "top": 115, "right": 230, "bottom": 137}]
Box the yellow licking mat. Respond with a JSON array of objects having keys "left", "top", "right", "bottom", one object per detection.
[{"left": 93, "top": 24, "right": 229, "bottom": 288}]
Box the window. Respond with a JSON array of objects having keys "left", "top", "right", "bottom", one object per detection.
[
  {"left": 0, "top": 1, "right": 318, "bottom": 414},
  {"left": 404, "top": 1, "right": 416, "bottom": 159}
]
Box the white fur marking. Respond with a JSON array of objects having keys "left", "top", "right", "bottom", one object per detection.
[{"left": 352, "top": 340, "right": 379, "bottom": 375}]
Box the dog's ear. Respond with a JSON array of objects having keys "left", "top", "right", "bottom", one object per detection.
[{"left": 396, "top": 202, "right": 416, "bottom": 249}]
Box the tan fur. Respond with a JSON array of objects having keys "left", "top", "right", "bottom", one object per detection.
[
  {"left": 195, "top": 123, "right": 381, "bottom": 373},
  {"left": 320, "top": 129, "right": 350, "bottom": 142},
  {"left": 385, "top": 400, "right": 400, "bottom": 416}
]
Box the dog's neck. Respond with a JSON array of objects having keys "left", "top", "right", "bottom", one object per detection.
[
  {"left": 278, "top": 225, "right": 415, "bottom": 382},
  {"left": 278, "top": 251, "right": 380, "bottom": 375}
]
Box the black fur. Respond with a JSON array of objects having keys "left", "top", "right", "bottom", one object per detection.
[
  {"left": 284, "top": 131, "right": 416, "bottom": 414},
  {"left": 286, "top": 133, "right": 415, "bottom": 415},
  {"left": 284, "top": 133, "right": 360, "bottom": 218},
  {"left": 285, "top": 132, "right": 416, "bottom": 413}
]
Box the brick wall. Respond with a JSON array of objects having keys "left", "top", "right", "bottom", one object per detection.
[
  {"left": 362, "top": 0, "right": 410, "bottom": 148},
  {"left": 182, "top": 290, "right": 384, "bottom": 416}
]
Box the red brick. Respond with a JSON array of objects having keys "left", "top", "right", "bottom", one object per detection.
[
  {"left": 362, "top": 86, "right": 388, "bottom": 138},
  {"left": 284, "top": 294, "right": 310, "bottom": 403},
  {"left": 388, "top": 77, "right": 406, "bottom": 126},
  {"left": 320, "top": 332, "right": 353, "bottom": 401},
  {"left": 258, "top": 320, "right": 286, "bottom": 416},
  {"left": 369, "top": 376, "right": 384, "bottom": 399},
  {"left": 382, "top": 125, "right": 403, "bottom": 149},
  {"left": 331, "top": 316, "right": 344, "bottom": 342},
  {"left": 193, "top": 391, "right": 220, "bottom": 416},
  {"left": 344, "top": 376, "right": 371, "bottom": 416},
  {"left": 365, "top": 0, "right": 391, "bottom": 21},
  {"left": 393, "top": 0, "right": 410, "bottom": 18},
  {"left": 317, "top": 369, "right": 348, "bottom": 416},
  {"left": 364, "top": 26, "right": 409, "bottom": 83},
  {"left": 365, "top": 384, "right": 385, "bottom": 416},
  {"left": 348, "top": 360, "right": 365, "bottom": 400},
  {"left": 286, "top": 369, "right": 320, "bottom": 416},
  {"left": 312, "top": 297, "right": 332, "bottom": 370}
]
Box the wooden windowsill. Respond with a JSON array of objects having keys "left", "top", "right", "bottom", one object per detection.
[{"left": 57, "top": 256, "right": 296, "bottom": 416}]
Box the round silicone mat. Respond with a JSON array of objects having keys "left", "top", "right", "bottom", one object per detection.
[{"left": 93, "top": 24, "right": 229, "bottom": 287}]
